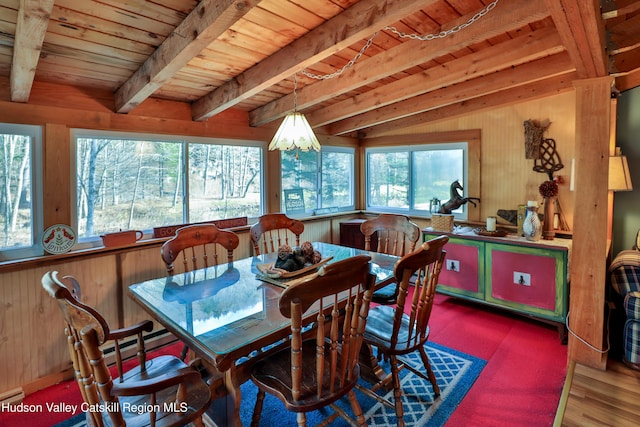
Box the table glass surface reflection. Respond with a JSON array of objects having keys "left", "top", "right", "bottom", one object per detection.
[{"left": 128, "top": 242, "right": 396, "bottom": 358}]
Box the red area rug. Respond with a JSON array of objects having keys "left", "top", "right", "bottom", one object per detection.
[
  {"left": 0, "top": 294, "right": 567, "bottom": 427},
  {"left": 0, "top": 343, "right": 182, "bottom": 427},
  {"left": 429, "top": 295, "right": 567, "bottom": 427}
]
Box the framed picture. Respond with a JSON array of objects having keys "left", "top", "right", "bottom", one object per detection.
[{"left": 284, "top": 189, "right": 305, "bottom": 214}]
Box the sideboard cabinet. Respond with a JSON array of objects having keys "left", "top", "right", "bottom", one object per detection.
[{"left": 424, "top": 231, "right": 571, "bottom": 340}]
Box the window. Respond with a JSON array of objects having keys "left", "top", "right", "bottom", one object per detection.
[
  {"left": 187, "top": 143, "right": 262, "bottom": 223},
  {"left": 366, "top": 142, "right": 471, "bottom": 218},
  {"left": 0, "top": 123, "right": 43, "bottom": 260},
  {"left": 73, "top": 130, "right": 263, "bottom": 240},
  {"left": 281, "top": 147, "right": 355, "bottom": 215}
]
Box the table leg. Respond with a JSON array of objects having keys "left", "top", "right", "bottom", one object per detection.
[
  {"left": 359, "top": 343, "right": 393, "bottom": 392},
  {"left": 202, "top": 362, "right": 243, "bottom": 427},
  {"left": 223, "top": 365, "right": 242, "bottom": 427}
]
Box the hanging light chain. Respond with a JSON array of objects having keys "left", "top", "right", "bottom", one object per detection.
[
  {"left": 385, "top": 0, "right": 499, "bottom": 41},
  {"left": 301, "top": 32, "right": 378, "bottom": 80},
  {"left": 293, "top": 72, "right": 298, "bottom": 110},
  {"left": 300, "top": 0, "right": 499, "bottom": 80}
]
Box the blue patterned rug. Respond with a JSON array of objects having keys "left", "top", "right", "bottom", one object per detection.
[{"left": 56, "top": 342, "right": 485, "bottom": 427}]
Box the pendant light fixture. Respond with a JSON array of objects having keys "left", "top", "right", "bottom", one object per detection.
[
  {"left": 268, "top": 73, "right": 320, "bottom": 154},
  {"left": 267, "top": 1, "right": 499, "bottom": 156}
]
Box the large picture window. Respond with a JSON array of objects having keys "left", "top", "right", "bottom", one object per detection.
[
  {"left": 366, "top": 142, "right": 470, "bottom": 218},
  {"left": 74, "top": 130, "right": 263, "bottom": 240},
  {"left": 0, "top": 123, "right": 42, "bottom": 260},
  {"left": 281, "top": 147, "right": 355, "bottom": 215}
]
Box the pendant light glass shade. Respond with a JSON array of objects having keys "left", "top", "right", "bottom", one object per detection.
[{"left": 268, "top": 112, "right": 320, "bottom": 152}]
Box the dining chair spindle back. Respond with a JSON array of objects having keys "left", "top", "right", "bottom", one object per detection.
[
  {"left": 358, "top": 235, "right": 448, "bottom": 427},
  {"left": 360, "top": 213, "right": 421, "bottom": 304},
  {"left": 42, "top": 271, "right": 211, "bottom": 427},
  {"left": 250, "top": 213, "right": 304, "bottom": 255},
  {"left": 249, "top": 255, "right": 376, "bottom": 427},
  {"left": 161, "top": 224, "right": 239, "bottom": 275}
]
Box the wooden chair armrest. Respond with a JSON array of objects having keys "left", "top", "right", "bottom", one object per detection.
[
  {"left": 109, "top": 320, "right": 154, "bottom": 340},
  {"left": 110, "top": 366, "right": 201, "bottom": 397}
]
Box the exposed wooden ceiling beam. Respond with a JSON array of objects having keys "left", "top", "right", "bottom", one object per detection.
[
  {"left": 114, "top": 0, "right": 259, "bottom": 113},
  {"left": 610, "top": 45, "right": 640, "bottom": 74},
  {"left": 544, "top": 0, "right": 608, "bottom": 78},
  {"left": 306, "top": 27, "right": 564, "bottom": 128},
  {"left": 191, "top": 0, "right": 439, "bottom": 121},
  {"left": 616, "top": 66, "right": 640, "bottom": 91},
  {"left": 606, "top": 13, "right": 640, "bottom": 53},
  {"left": 10, "top": 0, "right": 55, "bottom": 103},
  {"left": 359, "top": 71, "right": 578, "bottom": 138},
  {"left": 328, "top": 52, "right": 575, "bottom": 135},
  {"left": 602, "top": 0, "right": 640, "bottom": 19},
  {"left": 249, "top": 0, "right": 548, "bottom": 127}
]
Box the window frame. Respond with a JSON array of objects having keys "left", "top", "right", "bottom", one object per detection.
[
  {"left": 280, "top": 146, "right": 356, "bottom": 216},
  {"left": 0, "top": 123, "right": 44, "bottom": 260},
  {"left": 71, "top": 129, "right": 265, "bottom": 246},
  {"left": 362, "top": 130, "right": 481, "bottom": 222}
]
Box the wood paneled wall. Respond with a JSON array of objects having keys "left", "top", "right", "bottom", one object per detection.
[
  {"left": 0, "top": 81, "right": 585, "bottom": 396},
  {"left": 383, "top": 91, "right": 577, "bottom": 230},
  {"left": 0, "top": 218, "right": 348, "bottom": 396}
]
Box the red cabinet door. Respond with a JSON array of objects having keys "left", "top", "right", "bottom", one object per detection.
[
  {"left": 428, "top": 235, "right": 484, "bottom": 300},
  {"left": 486, "top": 243, "right": 566, "bottom": 320}
]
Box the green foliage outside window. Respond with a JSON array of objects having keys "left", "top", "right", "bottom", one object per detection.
[
  {"left": 280, "top": 148, "right": 355, "bottom": 214},
  {"left": 366, "top": 144, "right": 467, "bottom": 216}
]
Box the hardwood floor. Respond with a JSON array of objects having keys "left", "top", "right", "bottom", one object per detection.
[{"left": 556, "top": 359, "right": 640, "bottom": 426}]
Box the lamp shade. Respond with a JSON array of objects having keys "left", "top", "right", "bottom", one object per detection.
[
  {"left": 609, "top": 155, "right": 633, "bottom": 191},
  {"left": 268, "top": 112, "right": 320, "bottom": 152}
]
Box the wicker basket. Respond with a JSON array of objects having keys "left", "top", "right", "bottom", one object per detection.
[{"left": 431, "top": 214, "right": 454, "bottom": 232}]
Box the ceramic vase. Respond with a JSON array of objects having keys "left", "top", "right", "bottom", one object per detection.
[
  {"left": 523, "top": 205, "right": 542, "bottom": 241},
  {"left": 542, "top": 197, "right": 555, "bottom": 240}
]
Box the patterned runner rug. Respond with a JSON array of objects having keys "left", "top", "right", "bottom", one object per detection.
[{"left": 56, "top": 341, "right": 485, "bottom": 427}]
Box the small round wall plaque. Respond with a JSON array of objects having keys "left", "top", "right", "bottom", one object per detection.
[{"left": 42, "top": 224, "right": 77, "bottom": 254}]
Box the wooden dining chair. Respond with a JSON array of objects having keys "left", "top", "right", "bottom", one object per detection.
[
  {"left": 42, "top": 271, "right": 211, "bottom": 427},
  {"left": 250, "top": 212, "right": 304, "bottom": 255},
  {"left": 161, "top": 223, "right": 239, "bottom": 360},
  {"left": 249, "top": 255, "right": 376, "bottom": 427},
  {"left": 358, "top": 235, "right": 448, "bottom": 427},
  {"left": 161, "top": 223, "right": 240, "bottom": 275},
  {"left": 360, "top": 213, "right": 421, "bottom": 304}
]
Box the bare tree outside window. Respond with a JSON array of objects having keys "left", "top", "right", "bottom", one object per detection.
[
  {"left": 366, "top": 144, "right": 467, "bottom": 216},
  {"left": 281, "top": 148, "right": 355, "bottom": 214},
  {"left": 0, "top": 133, "right": 32, "bottom": 248},
  {"left": 76, "top": 136, "right": 263, "bottom": 238}
]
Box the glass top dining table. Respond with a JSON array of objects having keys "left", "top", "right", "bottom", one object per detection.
[{"left": 128, "top": 241, "right": 398, "bottom": 426}]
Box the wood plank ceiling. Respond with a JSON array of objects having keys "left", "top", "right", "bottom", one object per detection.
[{"left": 2, "top": 0, "right": 639, "bottom": 139}]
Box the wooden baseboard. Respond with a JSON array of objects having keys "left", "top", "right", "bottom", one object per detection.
[
  {"left": 0, "top": 388, "right": 25, "bottom": 406},
  {"left": 102, "top": 330, "right": 178, "bottom": 366},
  {"left": 21, "top": 368, "right": 75, "bottom": 396}
]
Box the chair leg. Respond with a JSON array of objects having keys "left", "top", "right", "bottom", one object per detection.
[
  {"left": 390, "top": 355, "right": 405, "bottom": 427},
  {"left": 192, "top": 416, "right": 206, "bottom": 427},
  {"left": 251, "top": 389, "right": 265, "bottom": 427},
  {"left": 418, "top": 345, "right": 441, "bottom": 397},
  {"left": 347, "top": 389, "right": 368, "bottom": 427},
  {"left": 296, "top": 412, "right": 307, "bottom": 427}
]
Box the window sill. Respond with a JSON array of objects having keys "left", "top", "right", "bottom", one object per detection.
[{"left": 0, "top": 238, "right": 167, "bottom": 274}]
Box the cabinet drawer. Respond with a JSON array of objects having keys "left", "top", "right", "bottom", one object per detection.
[
  {"left": 485, "top": 243, "right": 566, "bottom": 321},
  {"left": 427, "top": 235, "right": 484, "bottom": 299}
]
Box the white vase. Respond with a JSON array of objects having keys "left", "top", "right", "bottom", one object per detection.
[{"left": 523, "top": 205, "right": 542, "bottom": 241}]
